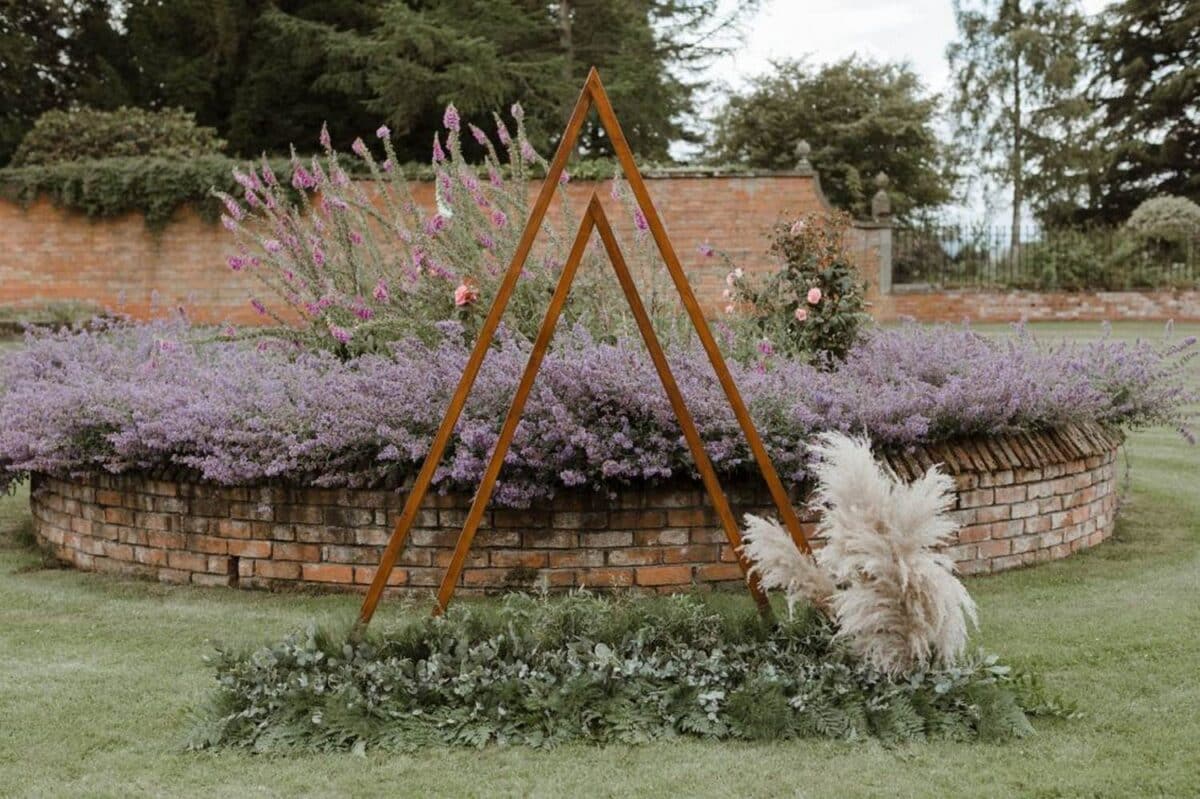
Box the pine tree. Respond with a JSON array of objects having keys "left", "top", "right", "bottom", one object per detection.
[
  {"left": 1088, "top": 0, "right": 1200, "bottom": 223},
  {"left": 0, "top": 0, "right": 79, "bottom": 164},
  {"left": 948, "top": 0, "right": 1088, "bottom": 238}
]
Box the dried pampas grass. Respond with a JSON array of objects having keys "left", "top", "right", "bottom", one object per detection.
[
  {"left": 739, "top": 432, "right": 977, "bottom": 676},
  {"left": 740, "top": 514, "right": 834, "bottom": 616}
]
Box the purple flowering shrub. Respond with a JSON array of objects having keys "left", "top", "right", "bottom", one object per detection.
[
  {"left": 1, "top": 321, "right": 1193, "bottom": 506},
  {"left": 217, "top": 104, "right": 650, "bottom": 353}
]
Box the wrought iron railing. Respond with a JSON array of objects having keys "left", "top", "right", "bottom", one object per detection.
[{"left": 893, "top": 224, "right": 1199, "bottom": 290}]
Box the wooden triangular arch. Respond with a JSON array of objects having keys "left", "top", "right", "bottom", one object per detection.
[{"left": 357, "top": 68, "right": 812, "bottom": 626}]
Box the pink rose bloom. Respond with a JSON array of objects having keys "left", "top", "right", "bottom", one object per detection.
[
  {"left": 454, "top": 283, "right": 478, "bottom": 307},
  {"left": 807, "top": 287, "right": 822, "bottom": 304},
  {"left": 794, "top": 307, "right": 808, "bottom": 322}
]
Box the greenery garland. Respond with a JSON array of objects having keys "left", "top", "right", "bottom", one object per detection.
[
  {"left": 187, "top": 592, "right": 1074, "bottom": 752},
  {"left": 0, "top": 156, "right": 756, "bottom": 231}
]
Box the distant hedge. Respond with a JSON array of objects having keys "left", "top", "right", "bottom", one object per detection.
[{"left": 11, "top": 107, "right": 227, "bottom": 167}]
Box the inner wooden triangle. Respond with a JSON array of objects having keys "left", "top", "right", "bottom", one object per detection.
[{"left": 357, "top": 68, "right": 812, "bottom": 625}]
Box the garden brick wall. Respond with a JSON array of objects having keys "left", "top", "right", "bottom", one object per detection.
[
  {"left": 0, "top": 172, "right": 855, "bottom": 324},
  {"left": 30, "top": 422, "right": 1123, "bottom": 594},
  {"left": 874, "top": 288, "right": 1200, "bottom": 323}
]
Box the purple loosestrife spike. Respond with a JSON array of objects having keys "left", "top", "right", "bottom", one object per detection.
[
  {"left": 351, "top": 138, "right": 368, "bottom": 158},
  {"left": 496, "top": 121, "right": 511, "bottom": 146},
  {"left": 223, "top": 196, "right": 244, "bottom": 221},
  {"left": 432, "top": 133, "right": 446, "bottom": 163},
  {"left": 373, "top": 279, "right": 390, "bottom": 303},
  {"left": 469, "top": 123, "right": 488, "bottom": 145},
  {"left": 634, "top": 208, "right": 649, "bottom": 232},
  {"left": 376, "top": 124, "right": 390, "bottom": 139},
  {"left": 520, "top": 140, "right": 537, "bottom": 161},
  {"left": 319, "top": 123, "right": 332, "bottom": 151},
  {"left": 491, "top": 209, "right": 507, "bottom": 228},
  {"left": 329, "top": 324, "right": 352, "bottom": 344},
  {"left": 443, "top": 103, "right": 460, "bottom": 132},
  {"left": 291, "top": 165, "right": 313, "bottom": 190},
  {"left": 250, "top": 298, "right": 266, "bottom": 315},
  {"left": 382, "top": 159, "right": 394, "bottom": 173}
]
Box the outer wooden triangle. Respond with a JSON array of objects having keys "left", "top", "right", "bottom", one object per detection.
[{"left": 357, "top": 69, "right": 812, "bottom": 625}]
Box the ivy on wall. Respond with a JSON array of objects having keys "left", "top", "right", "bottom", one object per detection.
[{"left": 0, "top": 156, "right": 759, "bottom": 231}]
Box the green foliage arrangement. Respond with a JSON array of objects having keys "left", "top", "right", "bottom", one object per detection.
[
  {"left": 187, "top": 592, "right": 1069, "bottom": 752},
  {"left": 725, "top": 211, "right": 869, "bottom": 364},
  {"left": 11, "top": 107, "right": 226, "bottom": 166}
]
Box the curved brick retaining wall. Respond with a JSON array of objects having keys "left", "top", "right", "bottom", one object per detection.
[{"left": 30, "top": 423, "right": 1122, "bottom": 594}]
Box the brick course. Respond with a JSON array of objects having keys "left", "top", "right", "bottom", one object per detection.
[
  {"left": 30, "top": 422, "right": 1123, "bottom": 595},
  {"left": 875, "top": 287, "right": 1200, "bottom": 323},
  {"left": 1, "top": 173, "right": 849, "bottom": 323}
]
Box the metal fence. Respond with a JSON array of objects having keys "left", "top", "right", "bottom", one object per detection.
[{"left": 893, "top": 224, "right": 1200, "bottom": 290}]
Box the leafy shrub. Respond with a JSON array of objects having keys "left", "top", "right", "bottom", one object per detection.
[
  {"left": 0, "top": 320, "right": 1193, "bottom": 503},
  {"left": 187, "top": 592, "right": 1065, "bottom": 751},
  {"left": 10, "top": 107, "right": 226, "bottom": 166},
  {"left": 1016, "top": 231, "right": 1107, "bottom": 290},
  {"left": 1123, "top": 196, "right": 1200, "bottom": 243},
  {"left": 724, "top": 211, "right": 869, "bottom": 365}
]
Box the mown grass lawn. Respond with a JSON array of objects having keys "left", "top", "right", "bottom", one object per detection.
[{"left": 1, "top": 322, "right": 1197, "bottom": 798}]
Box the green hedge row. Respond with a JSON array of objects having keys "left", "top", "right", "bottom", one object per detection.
[{"left": 0, "top": 155, "right": 753, "bottom": 231}]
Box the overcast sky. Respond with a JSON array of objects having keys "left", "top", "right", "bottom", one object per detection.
[
  {"left": 711, "top": 0, "right": 1108, "bottom": 96},
  {"left": 696, "top": 0, "right": 1109, "bottom": 220}
]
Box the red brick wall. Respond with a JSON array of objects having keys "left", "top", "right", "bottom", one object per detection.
[
  {"left": 0, "top": 172, "right": 844, "bottom": 324},
  {"left": 874, "top": 288, "right": 1200, "bottom": 323},
  {"left": 30, "top": 422, "right": 1122, "bottom": 594}
]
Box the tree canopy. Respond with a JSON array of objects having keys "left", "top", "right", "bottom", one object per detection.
[
  {"left": 711, "top": 57, "right": 957, "bottom": 219},
  {"left": 947, "top": 0, "right": 1089, "bottom": 236},
  {"left": 1086, "top": 0, "right": 1200, "bottom": 224},
  {"left": 0, "top": 0, "right": 756, "bottom": 166}
]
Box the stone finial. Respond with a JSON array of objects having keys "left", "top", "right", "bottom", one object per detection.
[
  {"left": 795, "top": 139, "right": 812, "bottom": 171},
  {"left": 871, "top": 171, "right": 892, "bottom": 220}
]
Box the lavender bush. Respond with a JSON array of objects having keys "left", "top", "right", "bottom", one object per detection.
[{"left": 0, "top": 320, "right": 1192, "bottom": 506}]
